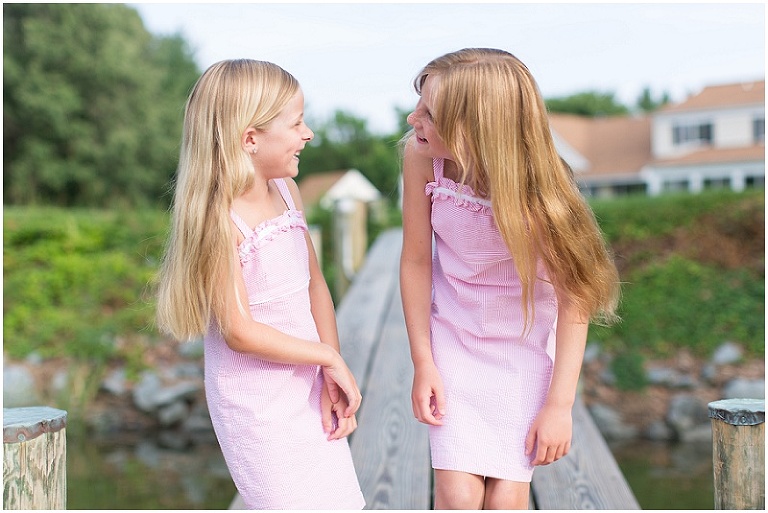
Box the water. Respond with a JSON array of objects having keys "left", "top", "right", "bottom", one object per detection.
[
  {"left": 611, "top": 439, "right": 715, "bottom": 510},
  {"left": 66, "top": 432, "right": 714, "bottom": 509},
  {"left": 66, "top": 431, "right": 236, "bottom": 509}
]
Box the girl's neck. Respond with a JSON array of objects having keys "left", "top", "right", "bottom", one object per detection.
[{"left": 240, "top": 179, "right": 271, "bottom": 204}]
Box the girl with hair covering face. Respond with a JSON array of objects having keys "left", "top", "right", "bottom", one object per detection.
[{"left": 400, "top": 48, "right": 620, "bottom": 509}]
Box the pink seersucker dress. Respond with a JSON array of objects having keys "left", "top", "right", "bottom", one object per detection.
[
  {"left": 425, "top": 158, "right": 559, "bottom": 482},
  {"left": 204, "top": 178, "right": 365, "bottom": 509}
]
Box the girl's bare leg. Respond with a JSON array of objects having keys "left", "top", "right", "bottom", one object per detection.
[
  {"left": 434, "top": 470, "right": 485, "bottom": 510},
  {"left": 483, "top": 477, "right": 530, "bottom": 510}
]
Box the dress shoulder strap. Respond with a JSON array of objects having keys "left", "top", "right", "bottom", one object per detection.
[
  {"left": 432, "top": 158, "right": 445, "bottom": 181},
  {"left": 274, "top": 179, "right": 297, "bottom": 210},
  {"left": 229, "top": 210, "right": 253, "bottom": 238}
]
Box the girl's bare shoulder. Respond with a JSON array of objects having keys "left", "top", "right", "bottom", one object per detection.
[{"left": 402, "top": 137, "right": 434, "bottom": 182}]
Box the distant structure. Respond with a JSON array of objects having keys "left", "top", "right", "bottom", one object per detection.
[
  {"left": 298, "top": 169, "right": 383, "bottom": 298},
  {"left": 298, "top": 169, "right": 382, "bottom": 211},
  {"left": 551, "top": 79, "right": 765, "bottom": 197}
]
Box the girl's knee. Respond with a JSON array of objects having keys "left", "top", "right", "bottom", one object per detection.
[
  {"left": 434, "top": 471, "right": 485, "bottom": 510},
  {"left": 483, "top": 479, "right": 530, "bottom": 510}
]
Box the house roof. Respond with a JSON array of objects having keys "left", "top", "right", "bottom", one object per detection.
[
  {"left": 297, "top": 170, "right": 348, "bottom": 207},
  {"left": 297, "top": 169, "right": 381, "bottom": 209},
  {"left": 549, "top": 114, "right": 652, "bottom": 177},
  {"left": 651, "top": 144, "right": 765, "bottom": 168},
  {"left": 660, "top": 80, "right": 765, "bottom": 113}
]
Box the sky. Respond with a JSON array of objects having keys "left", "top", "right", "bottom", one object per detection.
[{"left": 131, "top": 2, "right": 765, "bottom": 134}]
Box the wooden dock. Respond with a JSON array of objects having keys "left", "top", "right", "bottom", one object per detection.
[{"left": 231, "top": 228, "right": 640, "bottom": 509}]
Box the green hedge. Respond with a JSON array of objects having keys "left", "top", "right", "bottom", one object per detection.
[
  {"left": 3, "top": 189, "right": 764, "bottom": 369},
  {"left": 588, "top": 189, "right": 764, "bottom": 358},
  {"left": 3, "top": 207, "right": 168, "bottom": 370}
]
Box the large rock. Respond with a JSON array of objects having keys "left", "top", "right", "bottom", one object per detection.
[
  {"left": 666, "top": 394, "right": 710, "bottom": 442},
  {"left": 588, "top": 403, "right": 638, "bottom": 440},
  {"left": 3, "top": 364, "right": 39, "bottom": 407},
  {"left": 722, "top": 378, "right": 764, "bottom": 399},
  {"left": 102, "top": 367, "right": 129, "bottom": 397},
  {"left": 132, "top": 371, "right": 164, "bottom": 412},
  {"left": 646, "top": 366, "right": 698, "bottom": 388},
  {"left": 711, "top": 341, "right": 743, "bottom": 366},
  {"left": 132, "top": 369, "right": 201, "bottom": 422},
  {"left": 157, "top": 401, "right": 189, "bottom": 427}
]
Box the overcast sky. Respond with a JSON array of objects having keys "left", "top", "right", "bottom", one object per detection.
[{"left": 131, "top": 2, "right": 765, "bottom": 134}]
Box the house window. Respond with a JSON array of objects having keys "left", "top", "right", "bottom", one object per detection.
[
  {"left": 663, "top": 179, "right": 688, "bottom": 193},
  {"left": 753, "top": 117, "right": 765, "bottom": 143},
  {"left": 672, "top": 122, "right": 713, "bottom": 146},
  {"left": 746, "top": 175, "right": 765, "bottom": 188},
  {"left": 704, "top": 177, "right": 730, "bottom": 190}
]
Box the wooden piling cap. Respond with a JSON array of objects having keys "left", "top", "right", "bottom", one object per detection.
[
  {"left": 708, "top": 398, "right": 765, "bottom": 426},
  {"left": 3, "top": 407, "right": 68, "bottom": 443}
]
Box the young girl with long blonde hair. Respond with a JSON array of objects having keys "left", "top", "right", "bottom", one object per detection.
[
  {"left": 156, "top": 59, "right": 364, "bottom": 509},
  {"left": 400, "top": 48, "right": 620, "bottom": 509}
]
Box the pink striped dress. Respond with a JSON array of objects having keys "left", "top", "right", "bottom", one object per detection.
[
  {"left": 204, "top": 179, "right": 365, "bottom": 509},
  {"left": 425, "top": 158, "right": 558, "bottom": 482}
]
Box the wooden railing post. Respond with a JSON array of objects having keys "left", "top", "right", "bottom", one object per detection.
[
  {"left": 333, "top": 198, "right": 367, "bottom": 299},
  {"left": 3, "top": 407, "right": 68, "bottom": 510},
  {"left": 708, "top": 398, "right": 765, "bottom": 510}
]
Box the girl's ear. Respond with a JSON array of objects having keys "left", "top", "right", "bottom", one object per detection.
[{"left": 242, "top": 127, "right": 259, "bottom": 154}]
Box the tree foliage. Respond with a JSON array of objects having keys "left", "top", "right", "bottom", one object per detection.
[
  {"left": 299, "top": 110, "right": 403, "bottom": 202},
  {"left": 3, "top": 4, "right": 200, "bottom": 207},
  {"left": 545, "top": 90, "right": 630, "bottom": 117},
  {"left": 546, "top": 87, "right": 671, "bottom": 117},
  {"left": 635, "top": 86, "right": 671, "bottom": 113}
]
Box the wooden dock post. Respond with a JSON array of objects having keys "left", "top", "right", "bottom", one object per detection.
[
  {"left": 333, "top": 198, "right": 367, "bottom": 299},
  {"left": 708, "top": 398, "right": 765, "bottom": 510},
  {"left": 3, "top": 407, "right": 68, "bottom": 510}
]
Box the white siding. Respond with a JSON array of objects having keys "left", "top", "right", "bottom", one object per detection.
[{"left": 653, "top": 105, "right": 765, "bottom": 159}]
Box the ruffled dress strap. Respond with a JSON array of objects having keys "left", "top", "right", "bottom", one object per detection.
[
  {"left": 230, "top": 210, "right": 254, "bottom": 238},
  {"left": 432, "top": 158, "right": 445, "bottom": 180},
  {"left": 425, "top": 158, "right": 493, "bottom": 214},
  {"left": 425, "top": 158, "right": 444, "bottom": 197}
]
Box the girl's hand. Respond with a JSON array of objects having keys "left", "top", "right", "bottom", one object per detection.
[
  {"left": 320, "top": 382, "right": 358, "bottom": 440},
  {"left": 525, "top": 403, "right": 573, "bottom": 466},
  {"left": 411, "top": 361, "right": 446, "bottom": 425},
  {"left": 321, "top": 353, "right": 362, "bottom": 418}
]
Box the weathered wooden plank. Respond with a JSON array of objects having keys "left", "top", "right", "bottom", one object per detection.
[
  {"left": 349, "top": 276, "right": 432, "bottom": 510},
  {"left": 337, "top": 228, "right": 402, "bottom": 391},
  {"left": 228, "top": 494, "right": 246, "bottom": 509},
  {"left": 3, "top": 407, "right": 67, "bottom": 510},
  {"left": 531, "top": 396, "right": 641, "bottom": 509}
]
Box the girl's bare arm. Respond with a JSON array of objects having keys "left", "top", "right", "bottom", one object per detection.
[{"left": 400, "top": 139, "right": 445, "bottom": 425}]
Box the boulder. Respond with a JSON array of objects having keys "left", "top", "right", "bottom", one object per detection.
[{"left": 3, "top": 364, "right": 39, "bottom": 407}]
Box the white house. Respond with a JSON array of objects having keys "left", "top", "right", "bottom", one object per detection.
[
  {"left": 551, "top": 79, "right": 765, "bottom": 197},
  {"left": 297, "top": 169, "right": 383, "bottom": 294},
  {"left": 298, "top": 168, "right": 381, "bottom": 210}
]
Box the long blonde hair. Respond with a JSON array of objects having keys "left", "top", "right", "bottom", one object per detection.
[
  {"left": 414, "top": 48, "right": 620, "bottom": 327},
  {"left": 156, "top": 59, "right": 300, "bottom": 341}
]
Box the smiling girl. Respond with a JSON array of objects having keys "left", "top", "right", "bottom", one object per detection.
[
  {"left": 156, "top": 59, "right": 364, "bottom": 509},
  {"left": 400, "top": 48, "right": 620, "bottom": 509}
]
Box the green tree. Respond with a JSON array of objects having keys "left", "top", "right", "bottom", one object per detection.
[
  {"left": 3, "top": 4, "right": 199, "bottom": 207},
  {"left": 300, "top": 110, "right": 402, "bottom": 201},
  {"left": 636, "top": 86, "right": 671, "bottom": 113},
  {"left": 545, "top": 91, "right": 630, "bottom": 117},
  {"left": 393, "top": 106, "right": 413, "bottom": 136}
]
